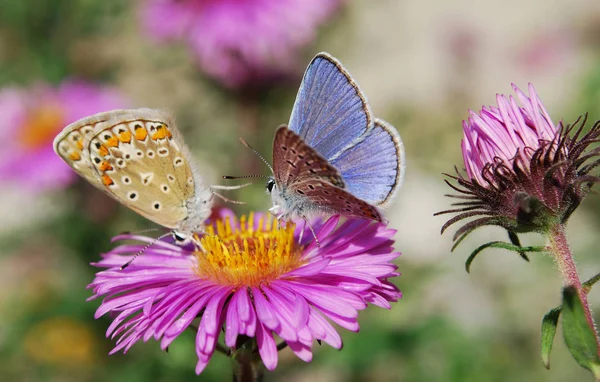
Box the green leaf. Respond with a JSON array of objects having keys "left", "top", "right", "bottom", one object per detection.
[
  {"left": 583, "top": 273, "right": 600, "bottom": 294},
  {"left": 540, "top": 306, "right": 561, "bottom": 369},
  {"left": 465, "top": 241, "right": 545, "bottom": 273},
  {"left": 508, "top": 231, "right": 529, "bottom": 261},
  {"left": 562, "top": 286, "right": 600, "bottom": 377}
]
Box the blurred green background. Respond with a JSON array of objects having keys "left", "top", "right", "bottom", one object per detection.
[{"left": 1, "top": 0, "right": 600, "bottom": 381}]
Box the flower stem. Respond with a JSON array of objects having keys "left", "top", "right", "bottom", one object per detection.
[
  {"left": 548, "top": 224, "right": 600, "bottom": 356},
  {"left": 231, "top": 344, "right": 264, "bottom": 382}
]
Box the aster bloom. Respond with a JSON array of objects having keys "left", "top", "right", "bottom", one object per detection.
[
  {"left": 438, "top": 83, "right": 600, "bottom": 244},
  {"left": 0, "top": 80, "right": 126, "bottom": 191},
  {"left": 437, "top": 83, "right": 600, "bottom": 376},
  {"left": 88, "top": 211, "right": 400, "bottom": 377},
  {"left": 140, "top": 0, "right": 345, "bottom": 89}
]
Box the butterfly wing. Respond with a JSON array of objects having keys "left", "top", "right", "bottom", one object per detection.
[
  {"left": 84, "top": 109, "right": 201, "bottom": 229},
  {"left": 53, "top": 110, "right": 118, "bottom": 190},
  {"left": 330, "top": 119, "right": 405, "bottom": 206},
  {"left": 288, "top": 52, "right": 373, "bottom": 161},
  {"left": 293, "top": 179, "right": 384, "bottom": 222},
  {"left": 272, "top": 125, "right": 344, "bottom": 188},
  {"left": 272, "top": 126, "right": 383, "bottom": 222}
]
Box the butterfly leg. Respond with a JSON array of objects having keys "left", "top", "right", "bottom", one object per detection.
[
  {"left": 276, "top": 215, "right": 286, "bottom": 229},
  {"left": 191, "top": 232, "right": 209, "bottom": 253},
  {"left": 212, "top": 191, "right": 246, "bottom": 205},
  {"left": 269, "top": 205, "right": 281, "bottom": 227},
  {"left": 301, "top": 215, "right": 320, "bottom": 247},
  {"left": 194, "top": 239, "right": 207, "bottom": 253},
  {"left": 210, "top": 183, "right": 251, "bottom": 190},
  {"left": 298, "top": 219, "right": 306, "bottom": 244}
]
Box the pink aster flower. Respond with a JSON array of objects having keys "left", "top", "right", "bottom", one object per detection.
[
  {"left": 140, "top": 0, "right": 345, "bottom": 89},
  {"left": 438, "top": 83, "right": 600, "bottom": 261},
  {"left": 0, "top": 80, "right": 126, "bottom": 191},
  {"left": 88, "top": 211, "right": 400, "bottom": 377},
  {"left": 438, "top": 88, "right": 600, "bottom": 375}
]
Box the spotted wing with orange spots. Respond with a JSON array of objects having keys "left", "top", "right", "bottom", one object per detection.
[
  {"left": 53, "top": 110, "right": 116, "bottom": 190},
  {"left": 53, "top": 109, "right": 204, "bottom": 230},
  {"left": 84, "top": 109, "right": 199, "bottom": 229}
]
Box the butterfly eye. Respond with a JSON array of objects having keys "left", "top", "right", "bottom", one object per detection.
[
  {"left": 266, "top": 178, "right": 276, "bottom": 193},
  {"left": 172, "top": 231, "right": 187, "bottom": 243}
]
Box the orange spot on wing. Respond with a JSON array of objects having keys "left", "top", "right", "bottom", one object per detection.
[
  {"left": 118, "top": 131, "right": 132, "bottom": 143},
  {"left": 68, "top": 152, "right": 81, "bottom": 161},
  {"left": 134, "top": 126, "right": 148, "bottom": 141},
  {"left": 105, "top": 136, "right": 119, "bottom": 147},
  {"left": 151, "top": 125, "right": 169, "bottom": 140},
  {"left": 98, "top": 145, "right": 109, "bottom": 157},
  {"left": 102, "top": 174, "right": 114, "bottom": 186},
  {"left": 76, "top": 139, "right": 84, "bottom": 150},
  {"left": 98, "top": 161, "right": 113, "bottom": 172}
]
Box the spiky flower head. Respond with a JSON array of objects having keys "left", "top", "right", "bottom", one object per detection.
[
  {"left": 438, "top": 83, "right": 600, "bottom": 245},
  {"left": 88, "top": 210, "right": 401, "bottom": 375}
]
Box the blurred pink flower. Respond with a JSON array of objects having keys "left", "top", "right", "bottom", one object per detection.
[
  {"left": 141, "top": 0, "right": 345, "bottom": 89},
  {"left": 0, "top": 81, "right": 126, "bottom": 191},
  {"left": 516, "top": 27, "right": 576, "bottom": 72},
  {"left": 88, "top": 211, "right": 401, "bottom": 374}
]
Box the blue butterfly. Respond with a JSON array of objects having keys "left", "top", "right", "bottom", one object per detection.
[{"left": 265, "top": 52, "right": 405, "bottom": 225}]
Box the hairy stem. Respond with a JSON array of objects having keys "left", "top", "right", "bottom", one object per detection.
[
  {"left": 548, "top": 224, "right": 600, "bottom": 356},
  {"left": 231, "top": 340, "right": 264, "bottom": 382}
]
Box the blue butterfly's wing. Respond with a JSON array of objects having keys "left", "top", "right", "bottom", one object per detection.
[
  {"left": 293, "top": 178, "right": 384, "bottom": 222},
  {"left": 288, "top": 52, "right": 373, "bottom": 161},
  {"left": 285, "top": 53, "right": 402, "bottom": 209},
  {"left": 271, "top": 126, "right": 383, "bottom": 223},
  {"left": 330, "top": 119, "right": 404, "bottom": 206},
  {"left": 272, "top": 126, "right": 344, "bottom": 188}
]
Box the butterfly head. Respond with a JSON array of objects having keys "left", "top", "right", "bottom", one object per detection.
[
  {"left": 265, "top": 176, "right": 284, "bottom": 213},
  {"left": 265, "top": 177, "right": 276, "bottom": 194},
  {"left": 172, "top": 230, "right": 196, "bottom": 246}
]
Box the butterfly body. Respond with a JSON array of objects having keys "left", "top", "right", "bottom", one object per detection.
[
  {"left": 268, "top": 177, "right": 344, "bottom": 222},
  {"left": 268, "top": 125, "right": 384, "bottom": 222},
  {"left": 53, "top": 108, "right": 213, "bottom": 243},
  {"left": 267, "top": 53, "right": 405, "bottom": 223}
]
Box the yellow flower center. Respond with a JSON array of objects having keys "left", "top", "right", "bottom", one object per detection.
[
  {"left": 196, "top": 213, "right": 305, "bottom": 287},
  {"left": 19, "top": 104, "right": 64, "bottom": 151}
]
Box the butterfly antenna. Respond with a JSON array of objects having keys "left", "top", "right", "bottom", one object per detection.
[
  {"left": 120, "top": 231, "right": 172, "bottom": 270},
  {"left": 222, "top": 174, "right": 266, "bottom": 180},
  {"left": 239, "top": 137, "right": 274, "bottom": 174}
]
